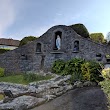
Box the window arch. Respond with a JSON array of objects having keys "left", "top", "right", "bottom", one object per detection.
[
  {"left": 54, "top": 31, "right": 62, "bottom": 50},
  {"left": 36, "top": 43, "right": 42, "bottom": 52},
  {"left": 73, "top": 41, "right": 79, "bottom": 52}
]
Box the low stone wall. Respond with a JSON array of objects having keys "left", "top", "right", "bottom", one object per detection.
[{"left": 0, "top": 75, "right": 98, "bottom": 110}]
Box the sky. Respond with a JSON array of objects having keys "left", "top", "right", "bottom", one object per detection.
[{"left": 0, "top": 0, "right": 110, "bottom": 40}]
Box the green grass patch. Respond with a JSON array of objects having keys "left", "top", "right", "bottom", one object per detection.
[
  {"left": 0, "top": 74, "right": 53, "bottom": 85},
  {"left": 0, "top": 94, "right": 4, "bottom": 101}
]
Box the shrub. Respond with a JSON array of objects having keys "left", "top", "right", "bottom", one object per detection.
[
  {"left": 102, "top": 68, "right": 110, "bottom": 80},
  {"left": 52, "top": 58, "right": 85, "bottom": 81},
  {"left": 87, "top": 61, "right": 104, "bottom": 82},
  {"left": 81, "top": 61, "right": 104, "bottom": 82},
  {"left": 63, "top": 58, "right": 84, "bottom": 81},
  {"left": 81, "top": 62, "right": 91, "bottom": 81},
  {"left": 90, "top": 33, "right": 105, "bottom": 43},
  {"left": 52, "top": 60, "right": 65, "bottom": 75},
  {"left": 0, "top": 67, "right": 4, "bottom": 77},
  {"left": 19, "top": 36, "right": 37, "bottom": 46},
  {"left": 52, "top": 58, "right": 104, "bottom": 82},
  {"left": 69, "top": 23, "right": 89, "bottom": 38}
]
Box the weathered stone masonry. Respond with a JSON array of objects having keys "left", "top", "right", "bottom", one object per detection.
[{"left": 0, "top": 25, "right": 110, "bottom": 73}]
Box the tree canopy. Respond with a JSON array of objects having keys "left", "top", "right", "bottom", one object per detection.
[
  {"left": 90, "top": 33, "right": 106, "bottom": 43},
  {"left": 106, "top": 32, "right": 110, "bottom": 43},
  {"left": 19, "top": 36, "right": 37, "bottom": 46},
  {"left": 69, "top": 23, "right": 89, "bottom": 38}
]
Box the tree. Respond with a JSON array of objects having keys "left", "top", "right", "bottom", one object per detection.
[
  {"left": 69, "top": 23, "right": 89, "bottom": 38},
  {"left": 106, "top": 32, "right": 110, "bottom": 43},
  {"left": 90, "top": 33, "right": 105, "bottom": 43},
  {"left": 19, "top": 36, "right": 37, "bottom": 46}
]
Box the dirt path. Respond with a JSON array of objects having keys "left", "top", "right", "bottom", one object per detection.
[{"left": 31, "top": 87, "right": 109, "bottom": 110}]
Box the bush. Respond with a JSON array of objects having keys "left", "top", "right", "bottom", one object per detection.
[
  {"left": 102, "top": 68, "right": 110, "bottom": 80},
  {"left": 81, "top": 61, "right": 104, "bottom": 82},
  {"left": 90, "top": 33, "right": 105, "bottom": 43},
  {"left": 52, "top": 58, "right": 104, "bottom": 82},
  {"left": 63, "top": 58, "right": 84, "bottom": 81},
  {"left": 81, "top": 62, "right": 91, "bottom": 81},
  {"left": 69, "top": 23, "right": 89, "bottom": 38},
  {"left": 52, "top": 60, "right": 65, "bottom": 75},
  {"left": 52, "top": 58, "right": 85, "bottom": 81},
  {"left": 19, "top": 36, "right": 37, "bottom": 46},
  {"left": 0, "top": 67, "right": 4, "bottom": 77},
  {"left": 87, "top": 61, "right": 104, "bottom": 82}
]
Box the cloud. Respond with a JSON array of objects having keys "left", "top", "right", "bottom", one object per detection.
[{"left": 0, "top": 0, "right": 15, "bottom": 37}]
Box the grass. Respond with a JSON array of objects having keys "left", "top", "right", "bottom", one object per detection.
[
  {"left": 0, "top": 94, "right": 4, "bottom": 101},
  {"left": 100, "top": 79, "right": 110, "bottom": 109},
  {"left": 0, "top": 74, "right": 53, "bottom": 85}
]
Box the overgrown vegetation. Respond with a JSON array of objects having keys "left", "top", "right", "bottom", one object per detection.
[
  {"left": 69, "top": 23, "right": 89, "bottom": 38},
  {"left": 90, "top": 33, "right": 107, "bottom": 44},
  {"left": 0, "top": 74, "right": 52, "bottom": 84},
  {"left": 52, "top": 58, "right": 104, "bottom": 82},
  {"left": 19, "top": 36, "right": 37, "bottom": 46},
  {"left": 52, "top": 60, "right": 65, "bottom": 75},
  {"left": 100, "top": 68, "right": 110, "bottom": 109},
  {"left": 0, "top": 48, "right": 10, "bottom": 54},
  {"left": 102, "top": 68, "right": 110, "bottom": 79},
  {"left": 0, "top": 67, "right": 4, "bottom": 77}
]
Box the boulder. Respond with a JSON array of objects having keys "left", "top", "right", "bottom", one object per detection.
[{"left": 0, "top": 95, "right": 46, "bottom": 110}]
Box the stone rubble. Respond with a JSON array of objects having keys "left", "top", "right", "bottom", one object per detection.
[{"left": 0, "top": 75, "right": 98, "bottom": 110}]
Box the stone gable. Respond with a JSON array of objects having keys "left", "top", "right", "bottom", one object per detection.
[{"left": 0, "top": 25, "right": 109, "bottom": 73}]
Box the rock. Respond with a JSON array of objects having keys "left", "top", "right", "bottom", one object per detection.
[
  {"left": 3, "top": 97, "right": 14, "bottom": 103},
  {"left": 0, "top": 100, "right": 3, "bottom": 104},
  {"left": 28, "top": 86, "right": 36, "bottom": 93},
  {"left": 0, "top": 75, "right": 73, "bottom": 109},
  {"left": 0, "top": 95, "right": 46, "bottom": 110},
  {"left": 31, "top": 87, "right": 108, "bottom": 110},
  {"left": 74, "top": 81, "right": 83, "bottom": 88},
  {"left": 43, "top": 95, "right": 56, "bottom": 101},
  {"left": 83, "top": 81, "right": 92, "bottom": 87},
  {"left": 83, "top": 81, "right": 98, "bottom": 87}
]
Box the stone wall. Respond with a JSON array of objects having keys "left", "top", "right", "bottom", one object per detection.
[{"left": 0, "top": 25, "right": 109, "bottom": 73}]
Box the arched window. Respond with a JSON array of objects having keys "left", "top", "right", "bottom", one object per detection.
[
  {"left": 73, "top": 41, "right": 79, "bottom": 52},
  {"left": 54, "top": 31, "right": 62, "bottom": 50},
  {"left": 36, "top": 43, "right": 42, "bottom": 52}
]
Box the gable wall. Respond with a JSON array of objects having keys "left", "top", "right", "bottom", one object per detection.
[{"left": 0, "top": 25, "right": 109, "bottom": 74}]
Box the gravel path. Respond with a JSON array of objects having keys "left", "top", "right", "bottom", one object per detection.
[{"left": 31, "top": 87, "right": 109, "bottom": 110}]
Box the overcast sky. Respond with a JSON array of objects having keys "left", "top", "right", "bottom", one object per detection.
[{"left": 0, "top": 0, "right": 110, "bottom": 40}]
